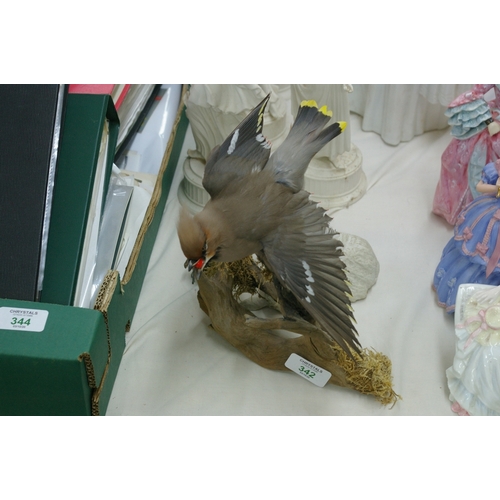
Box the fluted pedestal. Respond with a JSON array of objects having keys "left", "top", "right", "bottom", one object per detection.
[
  {"left": 177, "top": 154, "right": 208, "bottom": 214},
  {"left": 305, "top": 143, "right": 366, "bottom": 212}
]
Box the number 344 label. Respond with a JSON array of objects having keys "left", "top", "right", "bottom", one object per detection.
[
  {"left": 285, "top": 353, "right": 332, "bottom": 388},
  {"left": 0, "top": 307, "right": 49, "bottom": 332}
]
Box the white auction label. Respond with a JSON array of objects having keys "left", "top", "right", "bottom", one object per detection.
[
  {"left": 0, "top": 307, "right": 49, "bottom": 332},
  {"left": 285, "top": 353, "right": 332, "bottom": 387}
]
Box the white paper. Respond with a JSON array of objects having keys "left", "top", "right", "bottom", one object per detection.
[
  {"left": 73, "top": 121, "right": 110, "bottom": 308},
  {"left": 116, "top": 84, "right": 182, "bottom": 175},
  {"left": 285, "top": 353, "right": 332, "bottom": 388},
  {"left": 0, "top": 307, "right": 49, "bottom": 332}
]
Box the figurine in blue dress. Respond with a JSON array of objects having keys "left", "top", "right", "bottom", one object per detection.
[{"left": 434, "top": 159, "right": 500, "bottom": 312}]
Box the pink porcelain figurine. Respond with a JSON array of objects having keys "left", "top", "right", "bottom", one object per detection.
[{"left": 433, "top": 85, "right": 500, "bottom": 225}]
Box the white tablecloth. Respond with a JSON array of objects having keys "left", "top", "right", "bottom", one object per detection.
[{"left": 106, "top": 111, "right": 458, "bottom": 416}]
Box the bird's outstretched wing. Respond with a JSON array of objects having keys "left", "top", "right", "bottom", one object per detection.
[
  {"left": 260, "top": 193, "right": 360, "bottom": 356},
  {"left": 265, "top": 100, "right": 345, "bottom": 192},
  {"left": 203, "top": 94, "right": 272, "bottom": 199}
]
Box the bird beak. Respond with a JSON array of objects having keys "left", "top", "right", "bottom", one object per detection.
[{"left": 184, "top": 256, "right": 211, "bottom": 283}]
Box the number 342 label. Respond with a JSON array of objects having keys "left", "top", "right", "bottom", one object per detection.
[
  {"left": 0, "top": 307, "right": 49, "bottom": 332},
  {"left": 285, "top": 353, "right": 332, "bottom": 388}
]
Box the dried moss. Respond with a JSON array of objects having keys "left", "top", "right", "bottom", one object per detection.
[
  {"left": 204, "top": 256, "right": 273, "bottom": 297},
  {"left": 333, "top": 344, "right": 401, "bottom": 407}
]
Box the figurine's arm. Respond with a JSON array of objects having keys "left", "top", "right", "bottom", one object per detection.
[{"left": 476, "top": 179, "right": 500, "bottom": 196}]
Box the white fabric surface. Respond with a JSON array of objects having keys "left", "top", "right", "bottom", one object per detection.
[{"left": 106, "top": 112, "right": 459, "bottom": 416}]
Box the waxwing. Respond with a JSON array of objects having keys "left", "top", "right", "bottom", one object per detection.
[{"left": 178, "top": 94, "right": 360, "bottom": 356}]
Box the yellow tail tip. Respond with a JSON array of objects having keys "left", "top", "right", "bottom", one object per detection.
[
  {"left": 339, "top": 121, "right": 347, "bottom": 131},
  {"left": 300, "top": 100, "right": 342, "bottom": 121},
  {"left": 319, "top": 105, "right": 333, "bottom": 117},
  {"left": 300, "top": 99, "right": 318, "bottom": 108}
]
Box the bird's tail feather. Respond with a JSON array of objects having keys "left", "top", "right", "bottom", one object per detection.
[
  {"left": 289, "top": 99, "right": 346, "bottom": 155},
  {"left": 266, "top": 100, "right": 346, "bottom": 191}
]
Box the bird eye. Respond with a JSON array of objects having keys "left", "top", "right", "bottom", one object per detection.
[{"left": 214, "top": 246, "right": 222, "bottom": 259}]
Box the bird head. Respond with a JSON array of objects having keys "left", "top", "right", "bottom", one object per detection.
[{"left": 177, "top": 207, "right": 219, "bottom": 282}]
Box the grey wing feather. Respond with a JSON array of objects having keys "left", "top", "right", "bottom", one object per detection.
[
  {"left": 202, "top": 94, "right": 272, "bottom": 199},
  {"left": 203, "top": 142, "right": 270, "bottom": 199},
  {"left": 260, "top": 196, "right": 360, "bottom": 356}
]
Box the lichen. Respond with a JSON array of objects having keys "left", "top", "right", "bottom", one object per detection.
[{"left": 204, "top": 256, "right": 273, "bottom": 298}]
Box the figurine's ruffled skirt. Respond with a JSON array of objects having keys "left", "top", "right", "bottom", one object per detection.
[{"left": 434, "top": 195, "right": 500, "bottom": 312}]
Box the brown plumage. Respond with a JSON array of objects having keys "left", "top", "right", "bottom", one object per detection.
[{"left": 177, "top": 94, "right": 361, "bottom": 356}]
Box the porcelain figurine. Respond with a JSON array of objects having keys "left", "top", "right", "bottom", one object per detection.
[
  {"left": 349, "top": 84, "right": 471, "bottom": 146},
  {"left": 447, "top": 283, "right": 500, "bottom": 416},
  {"left": 434, "top": 159, "right": 500, "bottom": 312},
  {"left": 433, "top": 84, "right": 500, "bottom": 225}
]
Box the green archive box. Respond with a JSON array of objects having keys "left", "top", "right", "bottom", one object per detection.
[
  {"left": 41, "top": 93, "right": 119, "bottom": 306},
  {"left": 0, "top": 300, "right": 109, "bottom": 415},
  {"left": 0, "top": 86, "right": 189, "bottom": 415}
]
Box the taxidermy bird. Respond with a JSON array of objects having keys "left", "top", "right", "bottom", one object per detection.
[{"left": 177, "top": 94, "right": 361, "bottom": 356}]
